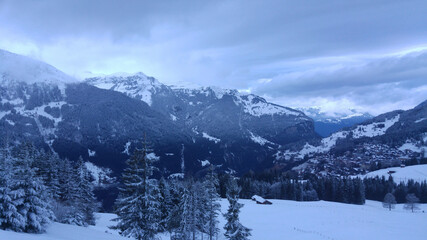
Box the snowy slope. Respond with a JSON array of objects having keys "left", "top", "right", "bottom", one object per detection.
[
  {"left": 224, "top": 199, "right": 427, "bottom": 240},
  {"left": 85, "top": 72, "right": 315, "bottom": 152},
  {"left": 235, "top": 94, "right": 302, "bottom": 117},
  {"left": 0, "top": 50, "right": 76, "bottom": 140},
  {"left": 169, "top": 86, "right": 305, "bottom": 118},
  {"left": 248, "top": 131, "right": 275, "bottom": 146},
  {"left": 87, "top": 73, "right": 305, "bottom": 118},
  {"left": 359, "top": 164, "right": 427, "bottom": 183},
  {"left": 0, "top": 50, "right": 81, "bottom": 152},
  {"left": 85, "top": 72, "right": 162, "bottom": 106},
  {"left": 202, "top": 132, "right": 221, "bottom": 143},
  {"left": 398, "top": 139, "right": 427, "bottom": 158},
  {"left": 0, "top": 49, "right": 75, "bottom": 88},
  {"left": 352, "top": 114, "right": 400, "bottom": 138},
  {"left": 276, "top": 130, "right": 350, "bottom": 159},
  {"left": 278, "top": 114, "right": 402, "bottom": 160},
  {"left": 84, "top": 162, "right": 115, "bottom": 186},
  {"left": 0, "top": 213, "right": 126, "bottom": 240},
  {"left": 299, "top": 106, "right": 372, "bottom": 123},
  {"left": 1, "top": 200, "right": 425, "bottom": 240},
  {"left": 299, "top": 107, "right": 373, "bottom": 137}
]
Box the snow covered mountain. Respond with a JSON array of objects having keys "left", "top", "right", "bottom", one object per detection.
[
  {"left": 276, "top": 101, "right": 427, "bottom": 175},
  {"left": 0, "top": 50, "right": 187, "bottom": 178},
  {"left": 299, "top": 107, "right": 372, "bottom": 137},
  {"left": 86, "top": 73, "right": 317, "bottom": 146},
  {"left": 2, "top": 49, "right": 426, "bottom": 211},
  {"left": 3, "top": 48, "right": 424, "bottom": 183},
  {"left": 0, "top": 49, "right": 75, "bottom": 91},
  {"left": 86, "top": 72, "right": 163, "bottom": 106},
  {"left": 0, "top": 49, "right": 319, "bottom": 184},
  {"left": 0, "top": 49, "right": 77, "bottom": 150}
]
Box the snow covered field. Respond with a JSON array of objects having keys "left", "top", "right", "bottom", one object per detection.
[
  {"left": 0, "top": 213, "right": 127, "bottom": 240},
  {"left": 1, "top": 199, "right": 426, "bottom": 240},
  {"left": 360, "top": 164, "right": 427, "bottom": 183},
  {"left": 229, "top": 200, "right": 426, "bottom": 240}
]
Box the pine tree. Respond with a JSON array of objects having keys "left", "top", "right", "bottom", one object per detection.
[
  {"left": 193, "top": 181, "right": 206, "bottom": 240},
  {"left": 168, "top": 179, "right": 185, "bottom": 239},
  {"left": 356, "top": 178, "right": 366, "bottom": 205},
  {"left": 0, "top": 149, "right": 26, "bottom": 231},
  {"left": 112, "top": 142, "right": 161, "bottom": 240},
  {"left": 177, "top": 179, "right": 198, "bottom": 240},
  {"left": 10, "top": 144, "right": 54, "bottom": 233},
  {"left": 204, "top": 167, "right": 221, "bottom": 240},
  {"left": 34, "top": 152, "right": 61, "bottom": 201},
  {"left": 224, "top": 178, "right": 251, "bottom": 240},
  {"left": 57, "top": 159, "right": 85, "bottom": 226},
  {"left": 1, "top": 144, "right": 98, "bottom": 230},
  {"left": 76, "top": 157, "right": 99, "bottom": 226},
  {"left": 158, "top": 177, "right": 172, "bottom": 233}
]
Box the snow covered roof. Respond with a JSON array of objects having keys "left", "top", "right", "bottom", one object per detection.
[{"left": 252, "top": 195, "right": 267, "bottom": 202}]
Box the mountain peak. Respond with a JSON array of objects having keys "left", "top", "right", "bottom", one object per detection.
[
  {"left": 85, "top": 72, "right": 164, "bottom": 106},
  {"left": 96, "top": 72, "right": 148, "bottom": 78},
  {"left": 0, "top": 49, "right": 76, "bottom": 87},
  {"left": 298, "top": 106, "right": 372, "bottom": 123}
]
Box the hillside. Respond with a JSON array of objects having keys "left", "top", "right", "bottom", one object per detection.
[
  {"left": 277, "top": 100, "right": 427, "bottom": 176},
  {"left": 359, "top": 164, "right": 427, "bottom": 183},
  {"left": 0, "top": 49, "right": 319, "bottom": 182},
  {"left": 299, "top": 107, "right": 373, "bottom": 137},
  {"left": 1, "top": 199, "right": 425, "bottom": 240},
  {"left": 86, "top": 73, "right": 317, "bottom": 146}
]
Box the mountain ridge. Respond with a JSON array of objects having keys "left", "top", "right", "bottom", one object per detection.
[
  {"left": 0, "top": 49, "right": 318, "bottom": 180},
  {"left": 85, "top": 73, "right": 316, "bottom": 146},
  {"left": 276, "top": 100, "right": 427, "bottom": 176},
  {"left": 299, "top": 106, "right": 373, "bottom": 137},
  {"left": 2, "top": 48, "right": 425, "bottom": 180}
]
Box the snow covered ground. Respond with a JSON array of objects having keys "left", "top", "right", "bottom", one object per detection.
[
  {"left": 0, "top": 213, "right": 127, "bottom": 240},
  {"left": 1, "top": 199, "right": 426, "bottom": 240},
  {"left": 230, "top": 199, "right": 426, "bottom": 240},
  {"left": 359, "top": 164, "right": 427, "bottom": 183}
]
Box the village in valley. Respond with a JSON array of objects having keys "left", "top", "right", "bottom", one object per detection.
[{"left": 290, "top": 143, "right": 425, "bottom": 177}]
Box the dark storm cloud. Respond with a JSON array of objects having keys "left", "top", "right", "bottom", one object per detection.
[
  {"left": 0, "top": 0, "right": 213, "bottom": 41},
  {"left": 255, "top": 51, "right": 427, "bottom": 97},
  {"left": 0, "top": 0, "right": 426, "bottom": 115},
  {"left": 2, "top": 0, "right": 426, "bottom": 55},
  {"left": 253, "top": 51, "right": 427, "bottom": 114}
]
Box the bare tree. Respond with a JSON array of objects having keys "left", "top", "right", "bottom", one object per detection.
[
  {"left": 404, "top": 194, "right": 420, "bottom": 213},
  {"left": 382, "top": 193, "right": 396, "bottom": 211}
]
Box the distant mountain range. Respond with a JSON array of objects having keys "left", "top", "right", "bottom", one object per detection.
[
  {"left": 298, "top": 107, "right": 373, "bottom": 137},
  {"left": 279, "top": 101, "right": 427, "bottom": 160},
  {"left": 276, "top": 101, "right": 427, "bottom": 176},
  {"left": 86, "top": 73, "right": 316, "bottom": 146},
  {"left": 0, "top": 49, "right": 317, "bottom": 178},
  {"left": 1, "top": 49, "right": 426, "bottom": 181}
]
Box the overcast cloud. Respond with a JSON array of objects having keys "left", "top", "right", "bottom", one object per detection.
[{"left": 0, "top": 0, "right": 426, "bottom": 115}]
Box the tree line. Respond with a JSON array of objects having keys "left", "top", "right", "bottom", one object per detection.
[
  {"left": 112, "top": 144, "right": 251, "bottom": 240},
  {"left": 231, "top": 171, "right": 427, "bottom": 205},
  {"left": 0, "top": 142, "right": 252, "bottom": 240},
  {"left": 0, "top": 143, "right": 99, "bottom": 233},
  {"left": 2, "top": 141, "right": 425, "bottom": 239}
]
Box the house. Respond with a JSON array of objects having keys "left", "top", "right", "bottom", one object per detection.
[{"left": 251, "top": 195, "right": 272, "bottom": 205}]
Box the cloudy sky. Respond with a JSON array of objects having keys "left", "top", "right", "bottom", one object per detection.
[{"left": 1, "top": 0, "right": 426, "bottom": 116}]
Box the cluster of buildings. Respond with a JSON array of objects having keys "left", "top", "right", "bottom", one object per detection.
[{"left": 291, "top": 143, "right": 423, "bottom": 177}]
